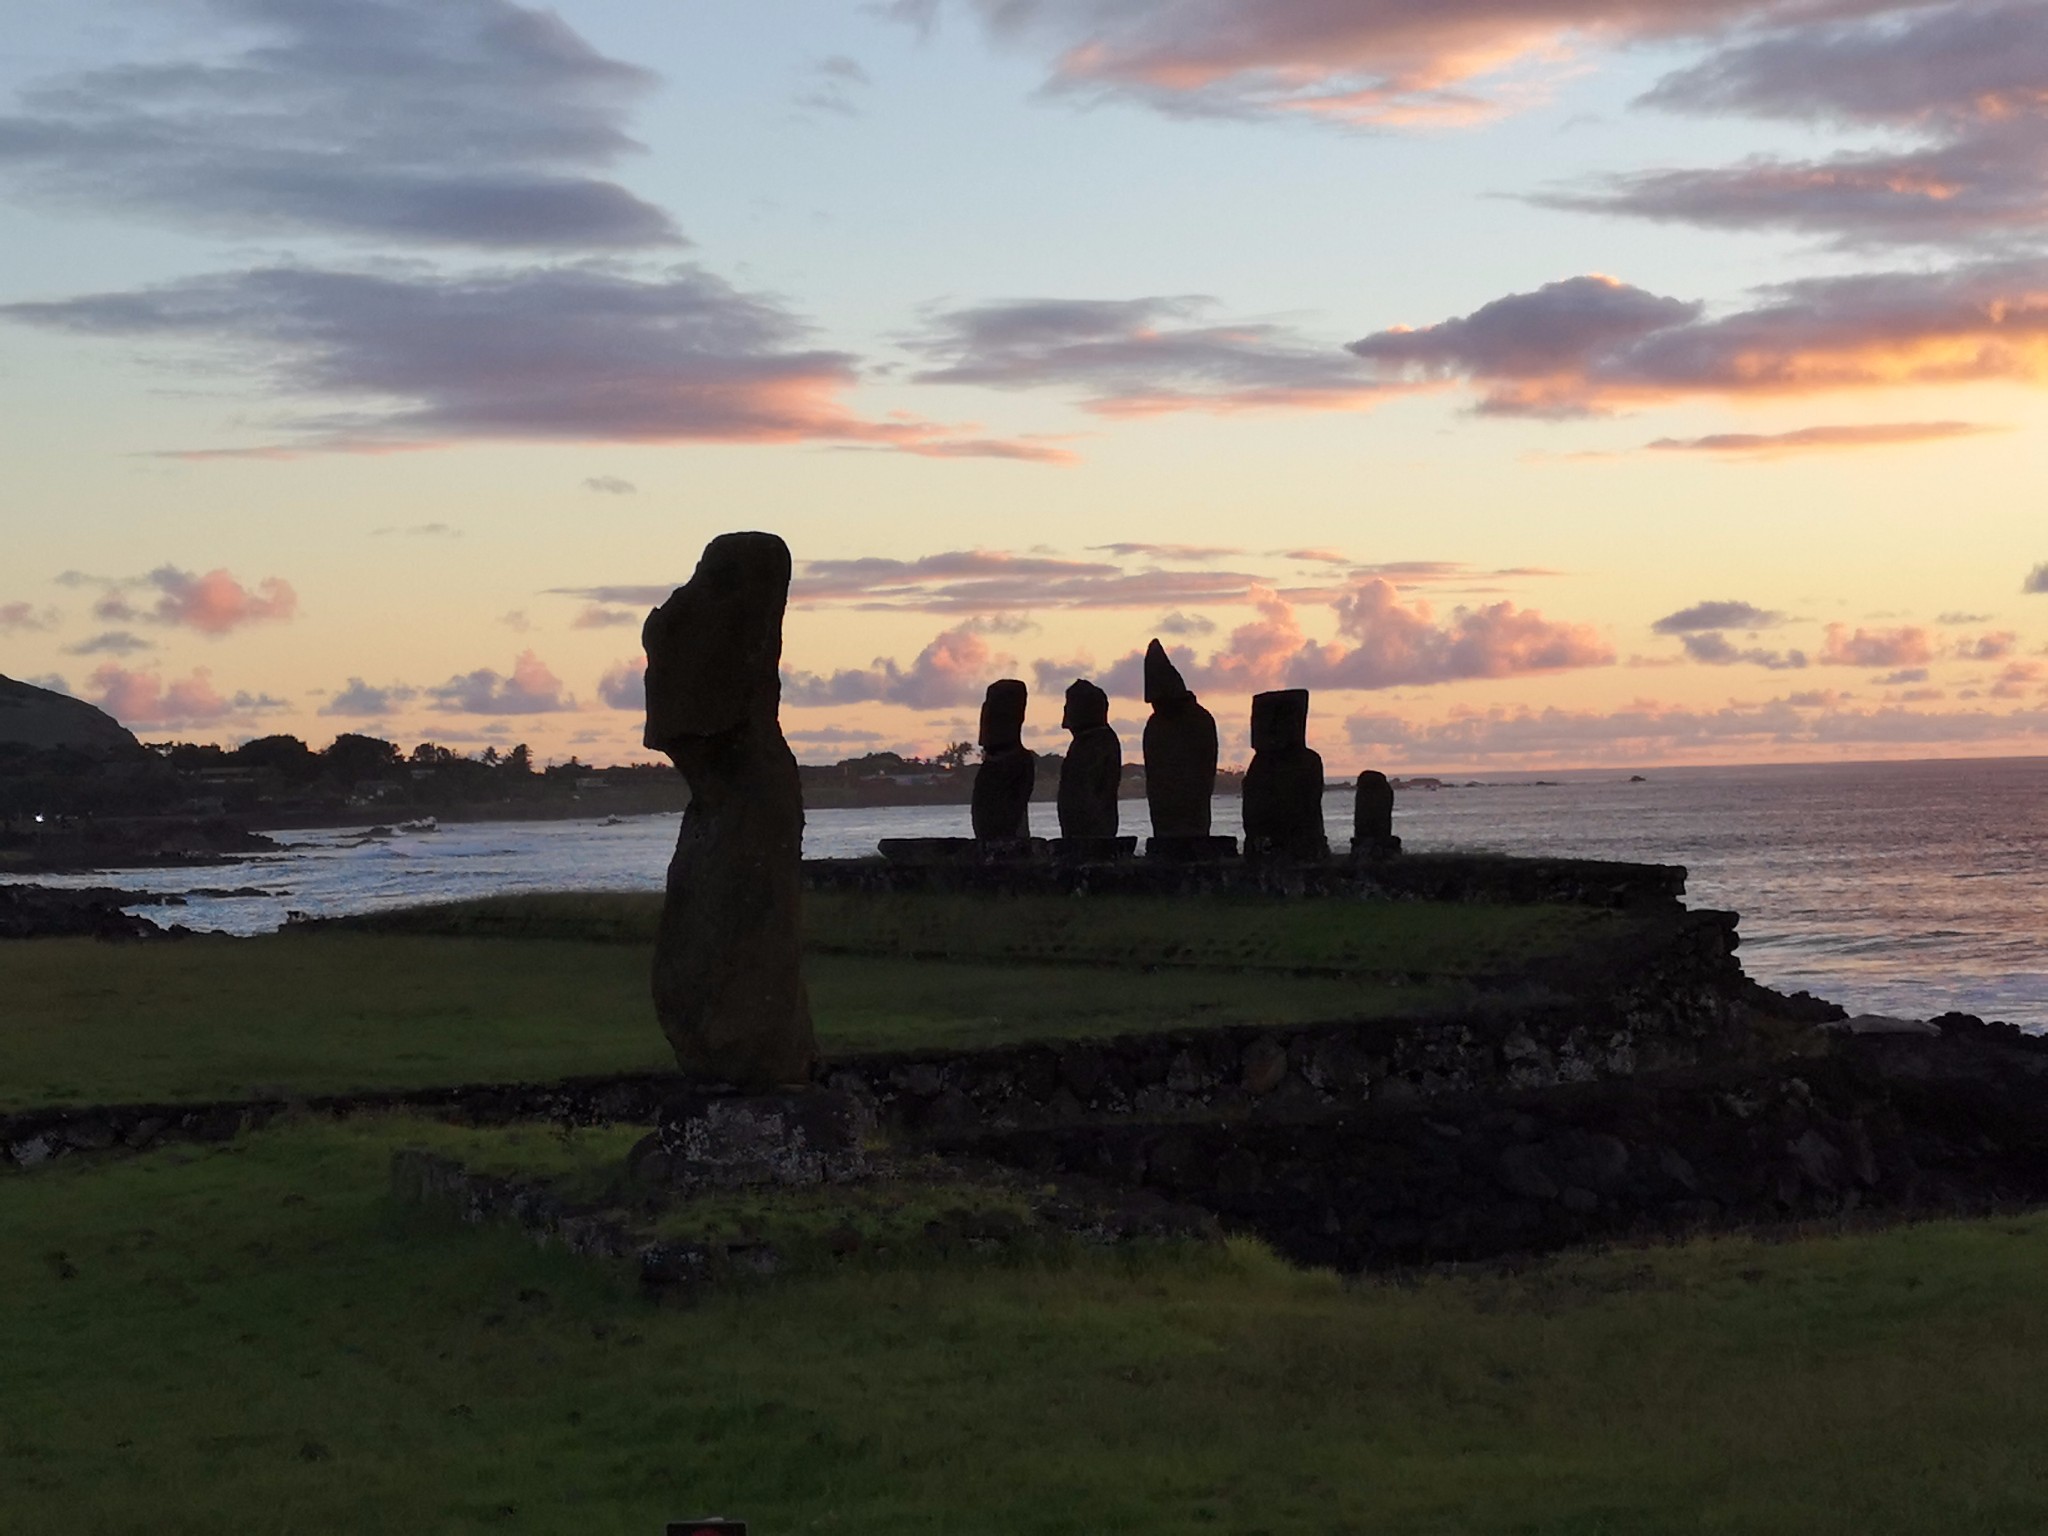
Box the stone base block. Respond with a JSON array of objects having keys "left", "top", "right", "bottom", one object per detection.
[
  {"left": 878, "top": 836, "right": 1050, "bottom": 865},
  {"left": 631, "top": 1089, "right": 870, "bottom": 1192},
  {"left": 1243, "top": 836, "right": 1331, "bottom": 863},
  {"left": 1054, "top": 836, "right": 1138, "bottom": 863},
  {"left": 1144, "top": 835, "right": 1239, "bottom": 862},
  {"left": 1349, "top": 835, "right": 1403, "bottom": 862}
]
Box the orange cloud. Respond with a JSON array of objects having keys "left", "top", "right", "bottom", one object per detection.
[
  {"left": 1819, "top": 623, "right": 1935, "bottom": 668},
  {"left": 1644, "top": 421, "right": 2000, "bottom": 456}
]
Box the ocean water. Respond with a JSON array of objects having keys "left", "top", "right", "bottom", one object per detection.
[{"left": 12, "top": 756, "right": 2045, "bottom": 1025}]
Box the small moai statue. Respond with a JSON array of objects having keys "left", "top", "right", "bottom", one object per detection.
[
  {"left": 970, "top": 678, "right": 1034, "bottom": 841},
  {"left": 1241, "top": 688, "right": 1328, "bottom": 860},
  {"left": 1141, "top": 640, "right": 1218, "bottom": 838},
  {"left": 1056, "top": 678, "right": 1122, "bottom": 838},
  {"left": 1352, "top": 769, "right": 1402, "bottom": 861},
  {"left": 642, "top": 531, "right": 817, "bottom": 1090}
]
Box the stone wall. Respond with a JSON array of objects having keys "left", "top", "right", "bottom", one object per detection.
[
  {"left": 803, "top": 850, "right": 1687, "bottom": 909},
  {"left": 929, "top": 1025, "right": 2048, "bottom": 1271}
]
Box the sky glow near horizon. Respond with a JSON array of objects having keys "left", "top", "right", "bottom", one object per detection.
[{"left": 3, "top": 0, "right": 2047, "bottom": 773}]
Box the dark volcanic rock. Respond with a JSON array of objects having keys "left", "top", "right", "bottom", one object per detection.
[
  {"left": 1141, "top": 640, "right": 1218, "bottom": 838},
  {"left": 643, "top": 532, "right": 817, "bottom": 1090},
  {"left": 1242, "top": 689, "right": 1327, "bottom": 860},
  {"left": 0, "top": 884, "right": 164, "bottom": 940},
  {"left": 970, "top": 679, "right": 1035, "bottom": 841},
  {"left": 1056, "top": 678, "right": 1122, "bottom": 838},
  {"left": 1351, "top": 770, "right": 1401, "bottom": 860}
]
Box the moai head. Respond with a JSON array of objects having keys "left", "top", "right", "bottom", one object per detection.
[
  {"left": 1250, "top": 688, "right": 1310, "bottom": 754},
  {"left": 1062, "top": 678, "right": 1110, "bottom": 734},
  {"left": 978, "top": 679, "right": 1028, "bottom": 753},
  {"left": 642, "top": 531, "right": 791, "bottom": 755},
  {"left": 1143, "top": 640, "right": 1195, "bottom": 708}
]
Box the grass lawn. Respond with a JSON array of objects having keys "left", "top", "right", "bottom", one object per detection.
[
  {"left": 340, "top": 888, "right": 1618, "bottom": 975},
  {"left": 1, "top": 932, "right": 1436, "bottom": 1111},
  {"left": 6, "top": 1115, "right": 2048, "bottom": 1534}
]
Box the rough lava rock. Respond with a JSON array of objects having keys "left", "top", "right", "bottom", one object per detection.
[
  {"left": 1141, "top": 640, "right": 1218, "bottom": 838},
  {"left": 642, "top": 531, "right": 818, "bottom": 1090},
  {"left": 1056, "top": 678, "right": 1122, "bottom": 838},
  {"left": 970, "top": 678, "right": 1035, "bottom": 840},
  {"left": 1242, "top": 689, "right": 1327, "bottom": 860}
]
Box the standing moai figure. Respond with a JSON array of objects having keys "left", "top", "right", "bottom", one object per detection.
[
  {"left": 642, "top": 531, "right": 817, "bottom": 1090},
  {"left": 1352, "top": 770, "right": 1402, "bottom": 860},
  {"left": 1141, "top": 640, "right": 1218, "bottom": 838},
  {"left": 970, "top": 678, "right": 1034, "bottom": 841},
  {"left": 1242, "top": 688, "right": 1328, "bottom": 860},
  {"left": 1056, "top": 678, "right": 1122, "bottom": 838}
]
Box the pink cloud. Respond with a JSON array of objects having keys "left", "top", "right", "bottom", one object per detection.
[
  {"left": 0, "top": 601, "right": 58, "bottom": 633},
  {"left": 1819, "top": 623, "right": 1935, "bottom": 668},
  {"left": 928, "top": 0, "right": 1910, "bottom": 128},
  {"left": 428, "top": 650, "right": 574, "bottom": 714},
  {"left": 784, "top": 623, "right": 1010, "bottom": 710},
  {"left": 146, "top": 566, "right": 297, "bottom": 634},
  {"left": 86, "top": 663, "right": 287, "bottom": 728},
  {"left": 1644, "top": 422, "right": 2000, "bottom": 457}
]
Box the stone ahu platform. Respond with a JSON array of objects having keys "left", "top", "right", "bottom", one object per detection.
[{"left": 823, "top": 846, "right": 1686, "bottom": 909}]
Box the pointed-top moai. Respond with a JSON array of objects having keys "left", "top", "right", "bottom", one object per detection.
[
  {"left": 970, "top": 678, "right": 1034, "bottom": 841},
  {"left": 1056, "top": 677, "right": 1122, "bottom": 838},
  {"left": 1242, "top": 688, "right": 1328, "bottom": 860},
  {"left": 1141, "top": 639, "right": 1219, "bottom": 839},
  {"left": 642, "top": 531, "right": 817, "bottom": 1090},
  {"left": 1352, "top": 769, "right": 1402, "bottom": 861}
]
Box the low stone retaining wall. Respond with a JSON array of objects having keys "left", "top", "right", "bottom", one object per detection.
[
  {"left": 803, "top": 851, "right": 1688, "bottom": 909},
  {"left": 931, "top": 1025, "right": 2048, "bottom": 1271}
]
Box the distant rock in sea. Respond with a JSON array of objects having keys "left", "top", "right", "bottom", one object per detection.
[{"left": 0, "top": 674, "right": 138, "bottom": 754}]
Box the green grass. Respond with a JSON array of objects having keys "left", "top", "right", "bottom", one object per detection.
[
  {"left": 7, "top": 1115, "right": 2048, "bottom": 1534},
  {"left": 336, "top": 888, "right": 1613, "bottom": 975},
  {"left": 0, "top": 933, "right": 1434, "bottom": 1111}
]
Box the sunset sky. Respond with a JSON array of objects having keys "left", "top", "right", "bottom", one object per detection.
[{"left": 4, "top": 0, "right": 2046, "bottom": 772}]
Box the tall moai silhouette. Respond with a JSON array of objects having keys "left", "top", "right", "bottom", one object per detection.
[
  {"left": 1352, "top": 769, "right": 1402, "bottom": 860},
  {"left": 642, "top": 531, "right": 816, "bottom": 1090},
  {"left": 1242, "top": 688, "right": 1328, "bottom": 860},
  {"left": 1141, "top": 640, "right": 1218, "bottom": 838},
  {"left": 970, "top": 678, "right": 1034, "bottom": 840},
  {"left": 1056, "top": 677, "right": 1121, "bottom": 838}
]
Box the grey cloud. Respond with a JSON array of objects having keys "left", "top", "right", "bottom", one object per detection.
[
  {"left": 1542, "top": 2, "right": 2048, "bottom": 248},
  {"left": 0, "top": 601, "right": 58, "bottom": 633},
  {"left": 2025, "top": 564, "right": 2048, "bottom": 595},
  {"left": 1938, "top": 612, "right": 1994, "bottom": 624},
  {"left": 1347, "top": 276, "right": 1702, "bottom": 416},
  {"left": 797, "top": 55, "right": 873, "bottom": 116},
  {"left": 1153, "top": 610, "right": 1216, "bottom": 637},
  {"left": 321, "top": 677, "right": 418, "bottom": 716},
  {"left": 373, "top": 522, "right": 463, "bottom": 537},
  {"left": 64, "top": 631, "right": 156, "bottom": 656},
  {"left": 1679, "top": 631, "right": 1808, "bottom": 668},
  {"left": 1, "top": 264, "right": 1054, "bottom": 459},
  {"left": 572, "top": 605, "right": 639, "bottom": 629},
  {"left": 1089, "top": 542, "right": 1243, "bottom": 562},
  {"left": 0, "top": 0, "right": 679, "bottom": 249},
  {"left": 1653, "top": 600, "right": 1784, "bottom": 633},
  {"left": 908, "top": 296, "right": 1389, "bottom": 416},
  {"left": 1347, "top": 262, "right": 2048, "bottom": 415},
  {"left": 582, "top": 475, "right": 637, "bottom": 494}
]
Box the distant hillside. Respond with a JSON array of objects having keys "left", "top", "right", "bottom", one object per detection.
[{"left": 0, "top": 675, "right": 138, "bottom": 754}]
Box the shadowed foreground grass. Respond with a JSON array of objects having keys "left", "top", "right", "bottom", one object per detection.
[
  {"left": 6, "top": 1116, "right": 2048, "bottom": 1535},
  {"left": 1, "top": 933, "right": 1435, "bottom": 1111}
]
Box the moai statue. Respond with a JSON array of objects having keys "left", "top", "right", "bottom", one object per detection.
[
  {"left": 970, "top": 678, "right": 1034, "bottom": 841},
  {"left": 1141, "top": 640, "right": 1218, "bottom": 838},
  {"left": 1242, "top": 688, "right": 1328, "bottom": 860},
  {"left": 1056, "top": 678, "right": 1122, "bottom": 838},
  {"left": 1352, "top": 769, "right": 1402, "bottom": 860},
  {"left": 642, "top": 532, "right": 817, "bottom": 1090}
]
